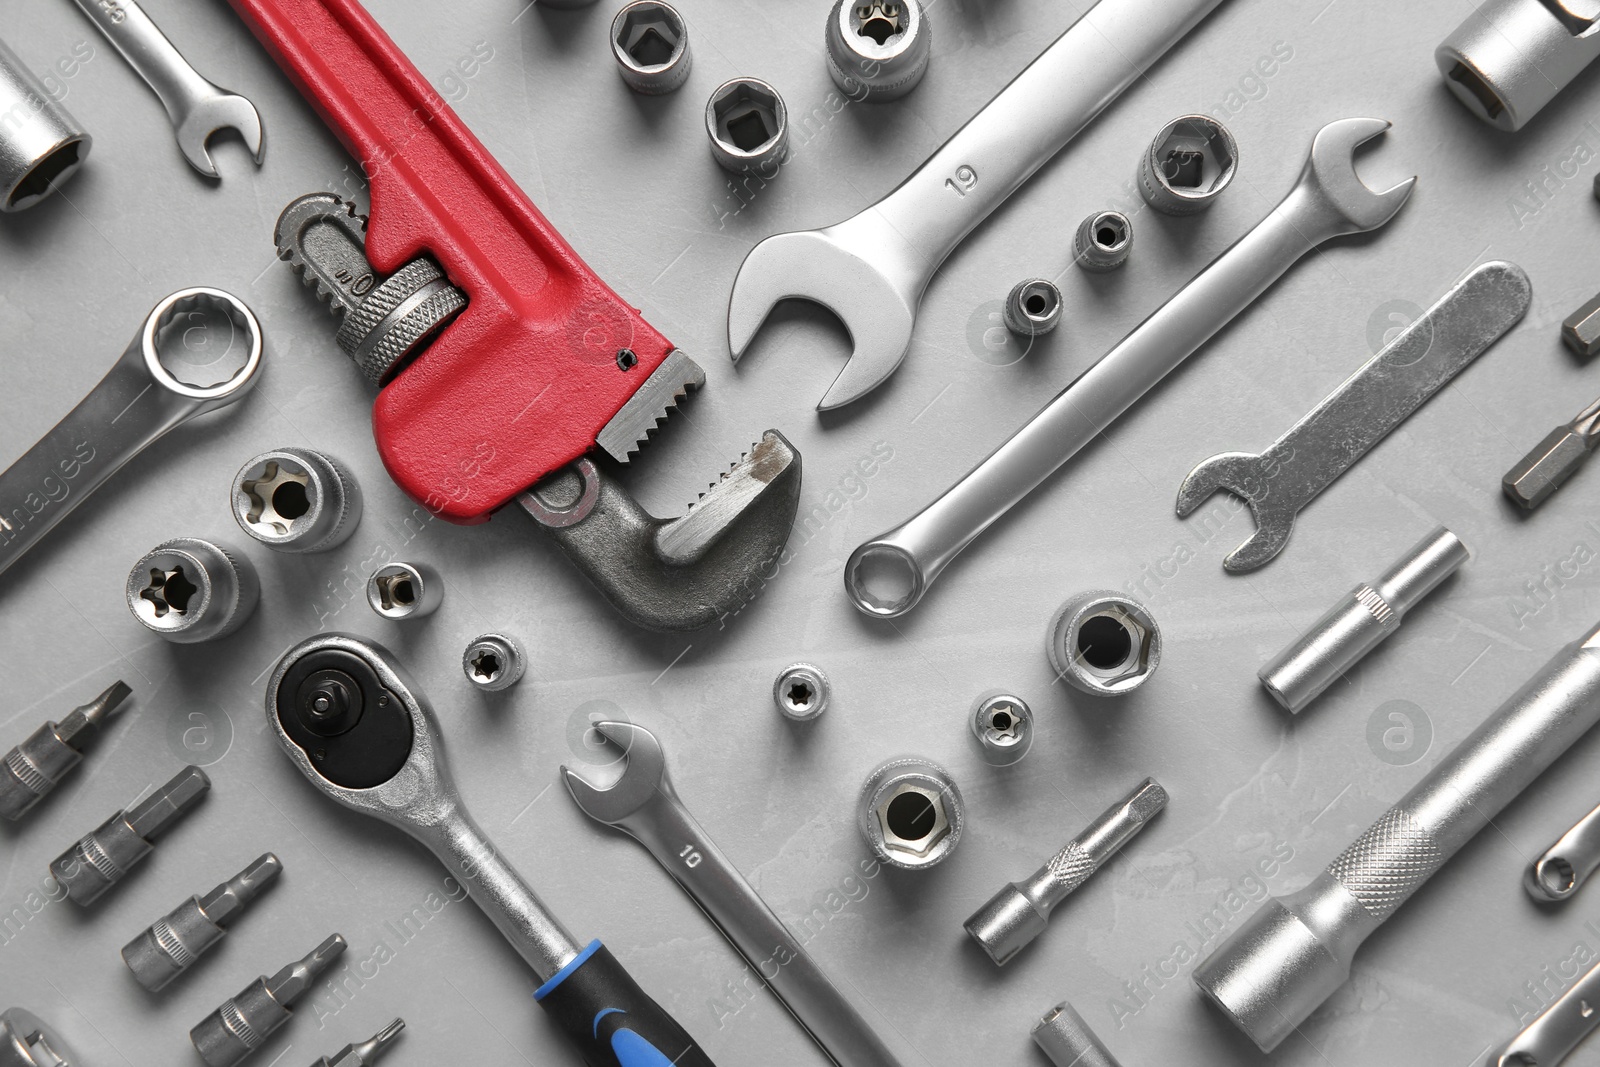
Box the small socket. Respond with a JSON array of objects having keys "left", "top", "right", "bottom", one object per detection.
[
  {"left": 0, "top": 1007, "right": 78, "bottom": 1067},
  {"left": 1073, "top": 210, "right": 1133, "bottom": 272},
  {"left": 611, "top": 1, "right": 691, "bottom": 94},
  {"left": 190, "top": 934, "right": 346, "bottom": 1067},
  {"left": 50, "top": 766, "right": 211, "bottom": 905},
  {"left": 774, "top": 663, "right": 829, "bottom": 721},
  {"left": 1047, "top": 591, "right": 1161, "bottom": 696},
  {"left": 0, "top": 680, "right": 131, "bottom": 822},
  {"left": 463, "top": 633, "right": 525, "bottom": 692},
  {"left": 824, "top": 0, "right": 931, "bottom": 102},
  {"left": 858, "top": 756, "right": 963, "bottom": 870},
  {"left": 1032, "top": 1002, "right": 1123, "bottom": 1067},
  {"left": 122, "top": 854, "right": 283, "bottom": 991},
  {"left": 969, "top": 693, "right": 1032, "bottom": 766},
  {"left": 0, "top": 38, "right": 92, "bottom": 212},
  {"left": 706, "top": 78, "right": 788, "bottom": 174},
  {"left": 366, "top": 562, "right": 443, "bottom": 620},
  {"left": 231, "top": 447, "right": 362, "bottom": 553},
  {"left": 127, "top": 539, "right": 259, "bottom": 644},
  {"left": 1004, "top": 279, "right": 1062, "bottom": 337},
  {"left": 1138, "top": 115, "right": 1238, "bottom": 215}
]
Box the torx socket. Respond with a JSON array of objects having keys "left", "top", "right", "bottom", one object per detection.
[
  {"left": 969, "top": 693, "right": 1033, "bottom": 766},
  {"left": 126, "top": 538, "right": 260, "bottom": 644},
  {"left": 462, "top": 633, "right": 525, "bottom": 692},
  {"left": 0, "top": 36, "right": 91, "bottom": 212},
  {"left": 824, "top": 0, "right": 931, "bottom": 102},
  {"left": 1503, "top": 397, "right": 1600, "bottom": 509},
  {"left": 1258, "top": 526, "right": 1467, "bottom": 713},
  {"left": 50, "top": 766, "right": 211, "bottom": 905},
  {"left": 1196, "top": 617, "right": 1600, "bottom": 1053},
  {"left": 965, "top": 778, "right": 1166, "bottom": 965},
  {"left": 0, "top": 680, "right": 131, "bottom": 821},
  {"left": 122, "top": 854, "right": 283, "bottom": 991},
  {"left": 190, "top": 934, "right": 347, "bottom": 1067},
  {"left": 1032, "top": 1002, "right": 1123, "bottom": 1067},
  {"left": 232, "top": 447, "right": 363, "bottom": 553},
  {"left": 311, "top": 1019, "right": 405, "bottom": 1067}
]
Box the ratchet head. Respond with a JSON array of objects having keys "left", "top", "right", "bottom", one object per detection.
[
  {"left": 560, "top": 721, "right": 670, "bottom": 825},
  {"left": 1299, "top": 117, "right": 1415, "bottom": 234},
  {"left": 1174, "top": 450, "right": 1292, "bottom": 573},
  {"left": 175, "top": 92, "right": 265, "bottom": 179},
  {"left": 726, "top": 229, "right": 916, "bottom": 411}
]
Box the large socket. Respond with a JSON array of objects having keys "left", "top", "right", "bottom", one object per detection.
[{"left": 0, "top": 36, "right": 91, "bottom": 212}]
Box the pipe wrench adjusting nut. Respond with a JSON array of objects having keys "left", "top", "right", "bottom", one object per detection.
[
  {"left": 231, "top": 447, "right": 362, "bottom": 553},
  {"left": 126, "top": 539, "right": 259, "bottom": 644},
  {"left": 706, "top": 78, "right": 788, "bottom": 174},
  {"left": 1138, "top": 115, "right": 1238, "bottom": 215},
  {"left": 858, "top": 756, "right": 963, "bottom": 869},
  {"left": 825, "top": 0, "right": 931, "bottom": 102},
  {"left": 1048, "top": 591, "right": 1161, "bottom": 696},
  {"left": 611, "top": 1, "right": 691, "bottom": 94}
]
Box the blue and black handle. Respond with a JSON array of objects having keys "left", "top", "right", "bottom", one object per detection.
[{"left": 536, "top": 941, "right": 714, "bottom": 1067}]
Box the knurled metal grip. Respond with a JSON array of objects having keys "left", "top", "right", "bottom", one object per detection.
[{"left": 1324, "top": 808, "right": 1446, "bottom": 921}]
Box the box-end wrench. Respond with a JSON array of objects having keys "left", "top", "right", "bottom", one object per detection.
[
  {"left": 68, "top": 0, "right": 264, "bottom": 178},
  {"left": 266, "top": 634, "right": 714, "bottom": 1067},
  {"left": 1176, "top": 261, "right": 1531, "bottom": 572},
  {"left": 845, "top": 118, "right": 1414, "bottom": 618},
  {"left": 0, "top": 289, "right": 262, "bottom": 579},
  {"left": 1527, "top": 799, "right": 1600, "bottom": 903},
  {"left": 1194, "top": 618, "right": 1600, "bottom": 1053},
  {"left": 563, "top": 722, "right": 922, "bottom": 1067},
  {"left": 1487, "top": 955, "right": 1600, "bottom": 1066},
  {"left": 727, "top": 0, "right": 1231, "bottom": 411}
]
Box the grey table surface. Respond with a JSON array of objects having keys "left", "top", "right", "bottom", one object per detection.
[{"left": 2, "top": 0, "right": 1600, "bottom": 1063}]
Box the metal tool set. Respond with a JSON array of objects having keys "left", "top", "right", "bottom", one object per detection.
[{"left": 4, "top": 0, "right": 1600, "bottom": 1063}]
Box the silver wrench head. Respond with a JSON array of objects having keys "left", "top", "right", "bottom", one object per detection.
[
  {"left": 175, "top": 92, "right": 265, "bottom": 179},
  {"left": 1174, "top": 449, "right": 1293, "bottom": 573},
  {"left": 726, "top": 229, "right": 916, "bottom": 411},
  {"left": 561, "top": 721, "right": 670, "bottom": 825},
  {"left": 1299, "top": 117, "right": 1416, "bottom": 233}
]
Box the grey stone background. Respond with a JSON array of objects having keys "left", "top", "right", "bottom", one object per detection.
[{"left": 2, "top": 0, "right": 1600, "bottom": 1063}]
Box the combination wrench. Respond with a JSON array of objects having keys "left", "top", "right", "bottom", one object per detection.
[
  {"left": 1527, "top": 799, "right": 1600, "bottom": 903},
  {"left": 1176, "top": 261, "right": 1531, "bottom": 572},
  {"left": 563, "top": 721, "right": 921, "bottom": 1067},
  {"left": 68, "top": 0, "right": 264, "bottom": 177},
  {"left": 727, "top": 0, "right": 1231, "bottom": 410},
  {"left": 845, "top": 118, "right": 1415, "bottom": 618},
  {"left": 0, "top": 289, "right": 262, "bottom": 579},
  {"left": 265, "top": 634, "right": 714, "bottom": 1067},
  {"left": 1487, "top": 956, "right": 1600, "bottom": 1065}
]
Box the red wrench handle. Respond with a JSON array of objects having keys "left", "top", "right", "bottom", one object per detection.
[{"left": 228, "top": 0, "right": 675, "bottom": 523}]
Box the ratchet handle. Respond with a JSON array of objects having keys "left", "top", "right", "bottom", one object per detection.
[{"left": 535, "top": 941, "right": 715, "bottom": 1067}]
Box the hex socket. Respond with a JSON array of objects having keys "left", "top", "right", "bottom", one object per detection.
[
  {"left": 706, "top": 78, "right": 788, "bottom": 174},
  {"left": 1003, "top": 279, "right": 1062, "bottom": 337},
  {"left": 1137, "top": 114, "right": 1237, "bottom": 215},
  {"left": 1258, "top": 526, "right": 1467, "bottom": 713},
  {"left": 1073, "top": 210, "right": 1133, "bottom": 272},
  {"left": 611, "top": 1, "right": 691, "bottom": 94},
  {"left": 1435, "top": 0, "right": 1600, "bottom": 132},
  {"left": 1047, "top": 591, "right": 1161, "bottom": 696},
  {"left": 858, "top": 756, "right": 963, "bottom": 869},
  {"left": 0, "top": 36, "right": 91, "bottom": 212}
]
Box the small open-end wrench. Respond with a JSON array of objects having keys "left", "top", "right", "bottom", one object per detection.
[
  {"left": 1527, "top": 799, "right": 1600, "bottom": 903},
  {"left": 1176, "top": 261, "right": 1530, "bottom": 572},
  {"left": 0, "top": 289, "right": 262, "bottom": 579},
  {"left": 1487, "top": 956, "right": 1600, "bottom": 1066},
  {"left": 845, "top": 118, "right": 1414, "bottom": 618},
  {"left": 67, "top": 0, "right": 264, "bottom": 177},
  {"left": 727, "top": 0, "right": 1231, "bottom": 410},
  {"left": 266, "top": 635, "right": 714, "bottom": 1067},
  {"left": 563, "top": 722, "right": 921, "bottom": 1067}
]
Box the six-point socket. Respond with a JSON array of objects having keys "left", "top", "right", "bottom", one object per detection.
[
  {"left": 611, "top": 1, "right": 691, "bottom": 94},
  {"left": 1138, "top": 115, "right": 1238, "bottom": 215},
  {"left": 858, "top": 756, "right": 964, "bottom": 869},
  {"left": 1047, "top": 591, "right": 1161, "bottom": 696},
  {"left": 706, "top": 77, "right": 788, "bottom": 174}
]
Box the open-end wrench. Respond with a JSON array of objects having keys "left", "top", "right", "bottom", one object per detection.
[
  {"left": 563, "top": 722, "right": 921, "bottom": 1067},
  {"left": 0, "top": 289, "right": 262, "bottom": 579},
  {"left": 67, "top": 0, "right": 264, "bottom": 178},
  {"left": 845, "top": 118, "right": 1414, "bottom": 618},
  {"left": 1527, "top": 799, "right": 1600, "bottom": 903},
  {"left": 727, "top": 0, "right": 1231, "bottom": 410},
  {"left": 1487, "top": 956, "right": 1600, "bottom": 1066},
  {"left": 1176, "top": 261, "right": 1530, "bottom": 572},
  {"left": 266, "top": 635, "right": 714, "bottom": 1067}
]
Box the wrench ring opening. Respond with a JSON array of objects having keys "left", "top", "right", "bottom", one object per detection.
[
  {"left": 1534, "top": 855, "right": 1577, "bottom": 900},
  {"left": 141, "top": 288, "right": 262, "bottom": 401},
  {"left": 845, "top": 542, "right": 923, "bottom": 617}
]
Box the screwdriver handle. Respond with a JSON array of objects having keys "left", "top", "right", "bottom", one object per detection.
[{"left": 535, "top": 941, "right": 713, "bottom": 1067}]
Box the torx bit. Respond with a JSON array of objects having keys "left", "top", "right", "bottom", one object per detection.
[
  {"left": 122, "top": 854, "right": 284, "bottom": 991},
  {"left": 190, "top": 934, "right": 347, "bottom": 1067},
  {"left": 312, "top": 1019, "right": 405, "bottom": 1067},
  {"left": 0, "top": 680, "right": 131, "bottom": 821},
  {"left": 964, "top": 778, "right": 1167, "bottom": 966},
  {"left": 49, "top": 765, "right": 211, "bottom": 905},
  {"left": 1503, "top": 396, "right": 1600, "bottom": 509}
]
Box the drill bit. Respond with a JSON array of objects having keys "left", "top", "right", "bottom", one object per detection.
[
  {"left": 1504, "top": 396, "right": 1600, "bottom": 509},
  {"left": 0, "top": 680, "right": 132, "bottom": 821},
  {"left": 190, "top": 933, "right": 347, "bottom": 1067},
  {"left": 312, "top": 1019, "right": 405, "bottom": 1067},
  {"left": 122, "top": 854, "right": 284, "bottom": 991},
  {"left": 49, "top": 765, "right": 211, "bottom": 905}
]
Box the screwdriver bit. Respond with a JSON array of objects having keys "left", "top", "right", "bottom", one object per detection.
[
  {"left": 965, "top": 778, "right": 1168, "bottom": 966},
  {"left": 0, "top": 680, "right": 131, "bottom": 821},
  {"left": 1504, "top": 397, "right": 1600, "bottom": 509},
  {"left": 311, "top": 1019, "right": 405, "bottom": 1067},
  {"left": 190, "top": 934, "right": 347, "bottom": 1067},
  {"left": 122, "top": 854, "right": 284, "bottom": 991},
  {"left": 49, "top": 766, "right": 211, "bottom": 906}
]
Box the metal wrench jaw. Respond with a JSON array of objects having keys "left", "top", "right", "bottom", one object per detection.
[
  {"left": 726, "top": 226, "right": 919, "bottom": 411},
  {"left": 560, "top": 721, "right": 671, "bottom": 826},
  {"left": 1173, "top": 451, "right": 1295, "bottom": 573},
  {"left": 175, "top": 92, "right": 266, "bottom": 178},
  {"left": 1296, "top": 117, "right": 1416, "bottom": 236}
]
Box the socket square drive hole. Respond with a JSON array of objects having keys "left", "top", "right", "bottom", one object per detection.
[
  {"left": 375, "top": 573, "right": 415, "bottom": 610},
  {"left": 853, "top": 2, "right": 905, "bottom": 44},
  {"left": 713, "top": 83, "right": 781, "bottom": 152},
  {"left": 1155, "top": 118, "right": 1235, "bottom": 195},
  {"left": 618, "top": 3, "right": 683, "bottom": 67}
]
